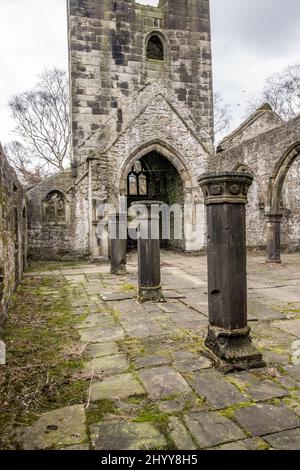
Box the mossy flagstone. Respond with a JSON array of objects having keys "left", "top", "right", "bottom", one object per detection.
[
  {"left": 135, "top": 355, "right": 171, "bottom": 369},
  {"left": 75, "top": 313, "right": 115, "bottom": 329},
  {"left": 246, "top": 380, "right": 289, "bottom": 402},
  {"left": 84, "top": 354, "right": 129, "bottom": 375},
  {"left": 90, "top": 373, "right": 145, "bottom": 402},
  {"left": 264, "top": 428, "right": 300, "bottom": 450},
  {"left": 184, "top": 411, "right": 246, "bottom": 449},
  {"left": 234, "top": 404, "right": 300, "bottom": 436},
  {"left": 19, "top": 405, "right": 87, "bottom": 450},
  {"left": 78, "top": 325, "right": 125, "bottom": 343},
  {"left": 168, "top": 417, "right": 197, "bottom": 450},
  {"left": 273, "top": 319, "right": 300, "bottom": 338},
  {"left": 138, "top": 366, "right": 192, "bottom": 400},
  {"left": 172, "top": 350, "right": 211, "bottom": 373},
  {"left": 87, "top": 342, "right": 119, "bottom": 358},
  {"left": 186, "top": 369, "right": 247, "bottom": 410},
  {"left": 90, "top": 421, "right": 166, "bottom": 450}
]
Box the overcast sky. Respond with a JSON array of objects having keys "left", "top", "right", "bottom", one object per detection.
[{"left": 0, "top": 0, "right": 300, "bottom": 143}]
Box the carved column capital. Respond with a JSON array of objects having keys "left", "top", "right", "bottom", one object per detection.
[{"left": 198, "top": 172, "right": 254, "bottom": 205}]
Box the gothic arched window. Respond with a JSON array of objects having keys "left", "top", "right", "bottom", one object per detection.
[
  {"left": 146, "top": 34, "right": 165, "bottom": 61},
  {"left": 44, "top": 191, "right": 66, "bottom": 226},
  {"left": 127, "top": 161, "right": 148, "bottom": 196}
]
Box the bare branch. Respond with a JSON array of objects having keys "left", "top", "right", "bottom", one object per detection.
[
  {"left": 248, "top": 63, "right": 300, "bottom": 120},
  {"left": 214, "top": 93, "right": 233, "bottom": 143},
  {"left": 8, "top": 68, "right": 70, "bottom": 179},
  {"left": 4, "top": 141, "right": 48, "bottom": 187}
]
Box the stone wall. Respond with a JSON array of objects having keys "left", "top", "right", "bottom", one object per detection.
[
  {"left": 66, "top": 0, "right": 214, "bottom": 258},
  {"left": 26, "top": 170, "right": 87, "bottom": 260},
  {"left": 0, "top": 145, "right": 27, "bottom": 334},
  {"left": 213, "top": 114, "right": 300, "bottom": 251},
  {"left": 68, "top": 0, "right": 214, "bottom": 165}
]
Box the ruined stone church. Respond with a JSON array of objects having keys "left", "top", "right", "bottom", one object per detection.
[{"left": 1, "top": 0, "right": 300, "bottom": 328}]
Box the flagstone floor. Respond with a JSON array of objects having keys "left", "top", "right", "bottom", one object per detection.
[{"left": 16, "top": 252, "right": 300, "bottom": 450}]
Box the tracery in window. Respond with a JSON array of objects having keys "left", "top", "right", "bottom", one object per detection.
[
  {"left": 44, "top": 191, "right": 66, "bottom": 225},
  {"left": 127, "top": 161, "right": 149, "bottom": 196}
]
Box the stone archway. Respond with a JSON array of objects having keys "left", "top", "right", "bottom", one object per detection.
[
  {"left": 266, "top": 142, "right": 300, "bottom": 262},
  {"left": 118, "top": 139, "right": 194, "bottom": 196},
  {"left": 117, "top": 139, "right": 203, "bottom": 253}
]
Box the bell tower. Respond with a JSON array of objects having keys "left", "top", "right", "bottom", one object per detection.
[{"left": 67, "top": 0, "right": 214, "bottom": 166}]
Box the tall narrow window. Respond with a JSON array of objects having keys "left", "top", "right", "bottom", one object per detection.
[
  {"left": 127, "top": 161, "right": 149, "bottom": 196},
  {"left": 44, "top": 191, "right": 66, "bottom": 226},
  {"left": 146, "top": 34, "right": 164, "bottom": 61}
]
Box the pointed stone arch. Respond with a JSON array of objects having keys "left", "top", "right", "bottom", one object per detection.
[
  {"left": 118, "top": 139, "right": 194, "bottom": 196},
  {"left": 266, "top": 142, "right": 300, "bottom": 263},
  {"left": 270, "top": 141, "right": 300, "bottom": 213}
]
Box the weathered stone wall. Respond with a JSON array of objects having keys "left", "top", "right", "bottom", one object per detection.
[
  {"left": 27, "top": 170, "right": 88, "bottom": 260},
  {"left": 68, "top": 0, "right": 214, "bottom": 164},
  {"left": 66, "top": 0, "right": 214, "bottom": 258},
  {"left": 213, "top": 115, "right": 300, "bottom": 250},
  {"left": 217, "top": 105, "right": 283, "bottom": 153},
  {"left": 0, "top": 145, "right": 27, "bottom": 334}
]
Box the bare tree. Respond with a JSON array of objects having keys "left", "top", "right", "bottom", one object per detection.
[
  {"left": 248, "top": 63, "right": 300, "bottom": 120},
  {"left": 8, "top": 68, "right": 70, "bottom": 180},
  {"left": 4, "top": 141, "right": 47, "bottom": 187},
  {"left": 214, "top": 93, "right": 233, "bottom": 143}
]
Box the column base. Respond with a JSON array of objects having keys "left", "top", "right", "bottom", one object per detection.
[
  {"left": 139, "top": 285, "right": 164, "bottom": 302},
  {"left": 111, "top": 264, "right": 127, "bottom": 276},
  {"left": 266, "top": 259, "right": 281, "bottom": 265},
  {"left": 205, "top": 325, "right": 265, "bottom": 374}
]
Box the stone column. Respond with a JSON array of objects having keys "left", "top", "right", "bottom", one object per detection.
[
  {"left": 109, "top": 213, "right": 127, "bottom": 275},
  {"left": 198, "top": 172, "right": 264, "bottom": 372},
  {"left": 132, "top": 201, "right": 163, "bottom": 302},
  {"left": 266, "top": 213, "right": 283, "bottom": 264}
]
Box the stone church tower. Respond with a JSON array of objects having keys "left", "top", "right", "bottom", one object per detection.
[
  {"left": 25, "top": 0, "right": 300, "bottom": 261},
  {"left": 67, "top": 0, "right": 214, "bottom": 258},
  {"left": 27, "top": 0, "right": 214, "bottom": 260}
]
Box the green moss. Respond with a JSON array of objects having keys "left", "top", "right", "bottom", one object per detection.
[
  {"left": 26, "top": 261, "right": 84, "bottom": 272},
  {"left": 118, "top": 337, "right": 146, "bottom": 360},
  {"left": 127, "top": 397, "right": 145, "bottom": 406},
  {"left": 85, "top": 400, "right": 117, "bottom": 426},
  {"left": 276, "top": 365, "right": 287, "bottom": 375},
  {"left": 218, "top": 402, "right": 255, "bottom": 420},
  {"left": 121, "top": 282, "right": 136, "bottom": 293},
  {"left": 135, "top": 405, "right": 168, "bottom": 426},
  {"left": 281, "top": 303, "right": 300, "bottom": 316},
  {"left": 111, "top": 308, "right": 121, "bottom": 322},
  {"left": 258, "top": 441, "right": 270, "bottom": 451},
  {"left": 133, "top": 404, "right": 174, "bottom": 450},
  {"left": 0, "top": 274, "right": 87, "bottom": 449},
  {"left": 169, "top": 329, "right": 205, "bottom": 354},
  {"left": 226, "top": 377, "right": 250, "bottom": 394}
]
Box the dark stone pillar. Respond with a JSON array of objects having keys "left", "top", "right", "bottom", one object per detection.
[
  {"left": 109, "top": 213, "right": 127, "bottom": 275},
  {"left": 266, "top": 214, "right": 283, "bottom": 264},
  {"left": 132, "top": 201, "right": 163, "bottom": 302},
  {"left": 198, "top": 172, "right": 264, "bottom": 373}
]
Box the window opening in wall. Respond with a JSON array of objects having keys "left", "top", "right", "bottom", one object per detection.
[
  {"left": 44, "top": 191, "right": 66, "bottom": 226},
  {"left": 146, "top": 34, "right": 164, "bottom": 61},
  {"left": 127, "top": 161, "right": 149, "bottom": 196}
]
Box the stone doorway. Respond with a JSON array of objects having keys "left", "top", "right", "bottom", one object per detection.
[{"left": 126, "top": 151, "right": 184, "bottom": 251}]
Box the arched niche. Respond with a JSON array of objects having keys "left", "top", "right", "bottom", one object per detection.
[{"left": 43, "top": 190, "right": 69, "bottom": 227}]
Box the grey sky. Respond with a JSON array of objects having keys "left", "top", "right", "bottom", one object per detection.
[{"left": 0, "top": 0, "right": 299, "bottom": 143}]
